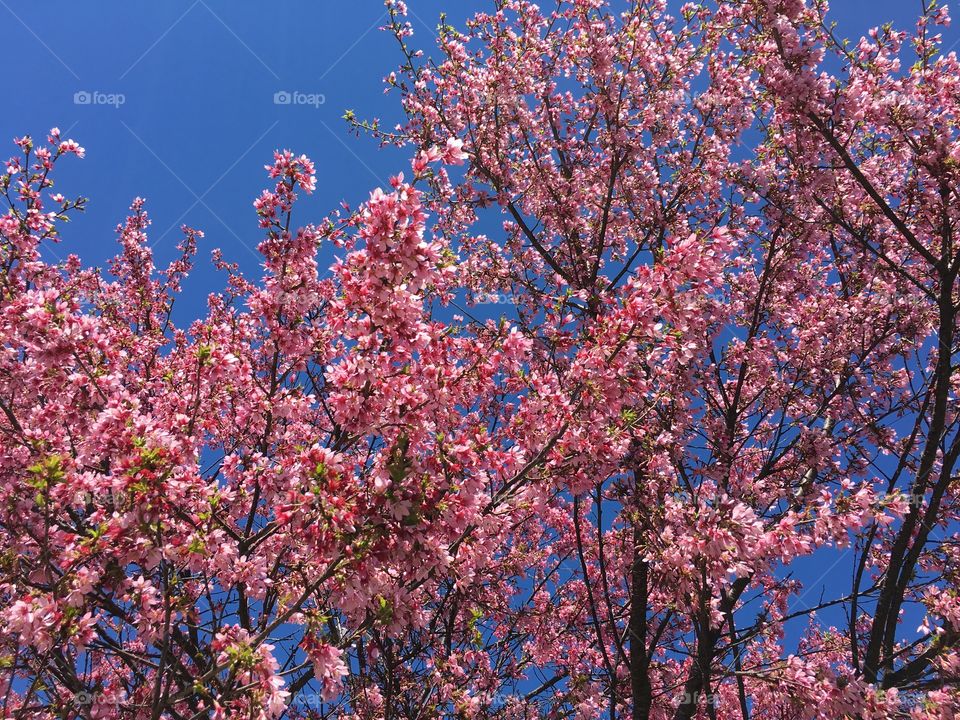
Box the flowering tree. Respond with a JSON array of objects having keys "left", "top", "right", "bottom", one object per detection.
[{"left": 2, "top": 0, "right": 959, "bottom": 719}]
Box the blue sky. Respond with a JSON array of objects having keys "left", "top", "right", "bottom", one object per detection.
[
  {"left": 4, "top": 0, "right": 957, "bottom": 321},
  {"left": 4, "top": 0, "right": 462, "bottom": 323}
]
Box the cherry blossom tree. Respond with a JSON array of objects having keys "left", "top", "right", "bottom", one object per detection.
[{"left": 1, "top": 0, "right": 959, "bottom": 719}]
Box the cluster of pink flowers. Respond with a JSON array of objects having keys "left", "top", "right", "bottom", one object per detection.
[{"left": 1, "top": 0, "right": 959, "bottom": 718}]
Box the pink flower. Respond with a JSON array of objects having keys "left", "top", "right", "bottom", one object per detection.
[
  {"left": 57, "top": 139, "right": 85, "bottom": 158},
  {"left": 310, "top": 643, "right": 348, "bottom": 701},
  {"left": 441, "top": 137, "right": 468, "bottom": 165}
]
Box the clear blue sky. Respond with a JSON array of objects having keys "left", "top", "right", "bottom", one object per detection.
[
  {"left": 4, "top": 0, "right": 464, "bottom": 325},
  {"left": 4, "top": 0, "right": 956, "bottom": 321}
]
